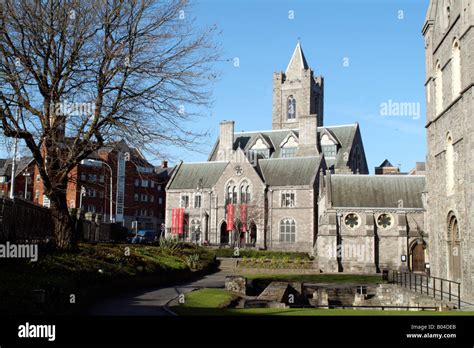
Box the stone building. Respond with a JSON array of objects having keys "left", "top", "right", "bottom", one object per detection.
[
  {"left": 316, "top": 174, "right": 426, "bottom": 273},
  {"left": 423, "top": 0, "right": 474, "bottom": 301},
  {"left": 165, "top": 42, "right": 427, "bottom": 273}
]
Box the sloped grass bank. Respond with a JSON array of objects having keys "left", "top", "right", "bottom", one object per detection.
[{"left": 0, "top": 242, "right": 216, "bottom": 315}]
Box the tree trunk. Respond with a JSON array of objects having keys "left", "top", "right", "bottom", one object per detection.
[{"left": 49, "top": 190, "right": 77, "bottom": 251}]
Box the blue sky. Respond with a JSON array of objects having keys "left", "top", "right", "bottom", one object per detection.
[
  {"left": 171, "top": 0, "right": 430, "bottom": 173},
  {"left": 2, "top": 0, "right": 430, "bottom": 174}
]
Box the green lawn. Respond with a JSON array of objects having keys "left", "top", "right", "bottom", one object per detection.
[
  {"left": 174, "top": 307, "right": 474, "bottom": 316},
  {"left": 0, "top": 242, "right": 216, "bottom": 315},
  {"left": 178, "top": 288, "right": 237, "bottom": 308},
  {"left": 172, "top": 288, "right": 474, "bottom": 316},
  {"left": 212, "top": 248, "right": 311, "bottom": 260}
]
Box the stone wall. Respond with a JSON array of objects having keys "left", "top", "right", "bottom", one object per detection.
[
  {"left": 423, "top": 0, "right": 474, "bottom": 302},
  {"left": 267, "top": 186, "right": 316, "bottom": 253}
]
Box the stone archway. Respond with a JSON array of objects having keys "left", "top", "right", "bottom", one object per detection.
[
  {"left": 220, "top": 221, "right": 229, "bottom": 245},
  {"left": 447, "top": 213, "right": 461, "bottom": 281}
]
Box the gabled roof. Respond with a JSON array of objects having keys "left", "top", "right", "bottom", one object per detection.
[
  {"left": 378, "top": 159, "right": 395, "bottom": 168},
  {"left": 324, "top": 124, "right": 358, "bottom": 168},
  {"left": 208, "top": 124, "right": 358, "bottom": 171},
  {"left": 286, "top": 40, "right": 309, "bottom": 75},
  {"left": 330, "top": 175, "right": 425, "bottom": 209},
  {"left": 259, "top": 156, "right": 322, "bottom": 187},
  {"left": 0, "top": 157, "right": 34, "bottom": 177},
  {"left": 168, "top": 162, "right": 228, "bottom": 190}
]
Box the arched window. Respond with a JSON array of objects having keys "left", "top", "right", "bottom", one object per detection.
[
  {"left": 447, "top": 213, "right": 461, "bottom": 281},
  {"left": 232, "top": 186, "right": 237, "bottom": 204},
  {"left": 239, "top": 180, "right": 251, "bottom": 204},
  {"left": 280, "top": 218, "right": 296, "bottom": 243},
  {"left": 452, "top": 39, "right": 461, "bottom": 98},
  {"left": 246, "top": 186, "right": 251, "bottom": 204},
  {"left": 226, "top": 181, "right": 236, "bottom": 204},
  {"left": 435, "top": 61, "right": 443, "bottom": 114},
  {"left": 287, "top": 95, "right": 296, "bottom": 120},
  {"left": 446, "top": 134, "right": 454, "bottom": 194}
]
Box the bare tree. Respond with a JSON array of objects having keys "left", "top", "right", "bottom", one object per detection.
[
  {"left": 228, "top": 202, "right": 264, "bottom": 249},
  {"left": 0, "top": 0, "right": 219, "bottom": 250}
]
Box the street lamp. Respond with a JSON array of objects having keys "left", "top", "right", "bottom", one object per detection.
[
  {"left": 79, "top": 185, "right": 86, "bottom": 210},
  {"left": 86, "top": 159, "right": 114, "bottom": 223},
  {"left": 22, "top": 172, "right": 30, "bottom": 200}
]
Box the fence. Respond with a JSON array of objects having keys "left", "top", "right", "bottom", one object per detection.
[
  {"left": 0, "top": 197, "right": 53, "bottom": 244},
  {"left": 75, "top": 211, "right": 127, "bottom": 243},
  {"left": 389, "top": 270, "right": 461, "bottom": 309},
  {"left": 0, "top": 197, "right": 126, "bottom": 244}
]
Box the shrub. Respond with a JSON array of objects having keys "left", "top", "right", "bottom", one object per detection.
[
  {"left": 185, "top": 254, "right": 200, "bottom": 270},
  {"left": 157, "top": 237, "right": 180, "bottom": 255}
]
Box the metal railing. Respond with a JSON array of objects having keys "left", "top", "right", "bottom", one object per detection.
[{"left": 389, "top": 270, "right": 461, "bottom": 309}]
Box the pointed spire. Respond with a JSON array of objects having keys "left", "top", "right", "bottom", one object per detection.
[{"left": 285, "top": 39, "right": 309, "bottom": 77}]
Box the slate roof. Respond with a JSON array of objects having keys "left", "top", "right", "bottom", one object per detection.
[
  {"left": 330, "top": 175, "right": 426, "bottom": 209},
  {"left": 208, "top": 124, "right": 358, "bottom": 171},
  {"left": 168, "top": 162, "right": 228, "bottom": 190},
  {"left": 0, "top": 157, "right": 34, "bottom": 177},
  {"left": 259, "top": 156, "right": 322, "bottom": 187},
  {"left": 378, "top": 159, "right": 395, "bottom": 167}
]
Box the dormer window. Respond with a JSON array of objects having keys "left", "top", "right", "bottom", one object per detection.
[
  {"left": 281, "top": 134, "right": 298, "bottom": 158},
  {"left": 282, "top": 147, "right": 297, "bottom": 158},
  {"left": 250, "top": 138, "right": 270, "bottom": 160},
  {"left": 287, "top": 95, "right": 296, "bottom": 120},
  {"left": 321, "top": 145, "right": 337, "bottom": 158},
  {"left": 320, "top": 133, "right": 338, "bottom": 158}
]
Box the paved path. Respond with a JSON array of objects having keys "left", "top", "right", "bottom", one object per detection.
[{"left": 89, "top": 259, "right": 233, "bottom": 316}]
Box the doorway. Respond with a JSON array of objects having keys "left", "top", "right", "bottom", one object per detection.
[
  {"left": 411, "top": 241, "right": 425, "bottom": 272},
  {"left": 220, "top": 221, "right": 229, "bottom": 245}
]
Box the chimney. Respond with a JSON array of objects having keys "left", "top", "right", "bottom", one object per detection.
[
  {"left": 297, "top": 114, "right": 318, "bottom": 157},
  {"left": 161, "top": 160, "right": 168, "bottom": 168},
  {"left": 217, "top": 120, "right": 234, "bottom": 161}
]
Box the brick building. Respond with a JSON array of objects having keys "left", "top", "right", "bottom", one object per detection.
[{"left": 30, "top": 140, "right": 172, "bottom": 231}]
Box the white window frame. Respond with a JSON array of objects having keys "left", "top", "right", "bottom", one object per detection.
[{"left": 281, "top": 191, "right": 296, "bottom": 208}]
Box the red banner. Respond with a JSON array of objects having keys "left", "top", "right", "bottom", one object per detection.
[
  {"left": 171, "top": 209, "right": 177, "bottom": 234},
  {"left": 171, "top": 208, "right": 185, "bottom": 235},
  {"left": 177, "top": 208, "right": 184, "bottom": 235},
  {"left": 227, "top": 204, "right": 234, "bottom": 232},
  {"left": 240, "top": 204, "right": 247, "bottom": 232}
]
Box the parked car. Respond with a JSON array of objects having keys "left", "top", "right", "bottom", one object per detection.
[{"left": 130, "top": 230, "right": 158, "bottom": 244}]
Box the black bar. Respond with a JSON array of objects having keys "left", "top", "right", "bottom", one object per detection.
[
  {"left": 441, "top": 280, "right": 443, "bottom": 300},
  {"left": 458, "top": 283, "right": 461, "bottom": 309},
  {"left": 449, "top": 281, "right": 452, "bottom": 301}
]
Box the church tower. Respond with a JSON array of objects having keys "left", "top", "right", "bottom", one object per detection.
[{"left": 272, "top": 41, "right": 324, "bottom": 130}]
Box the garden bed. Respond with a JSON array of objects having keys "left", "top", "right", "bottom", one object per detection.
[{"left": 0, "top": 242, "right": 217, "bottom": 315}]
